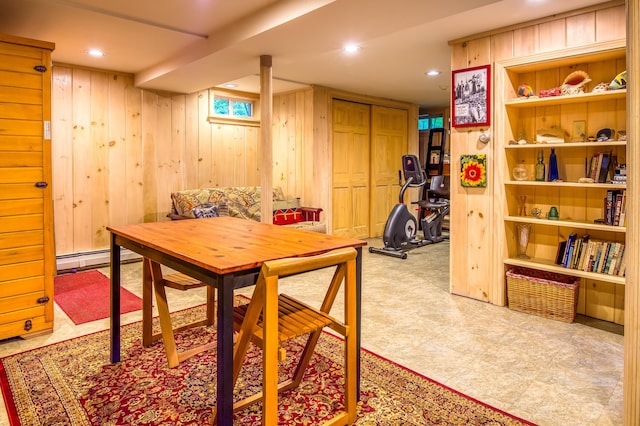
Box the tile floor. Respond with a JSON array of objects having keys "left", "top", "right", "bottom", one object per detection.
[{"left": 0, "top": 238, "right": 624, "bottom": 425}]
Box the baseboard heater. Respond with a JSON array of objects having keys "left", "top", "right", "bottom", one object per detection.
[{"left": 56, "top": 248, "right": 142, "bottom": 273}]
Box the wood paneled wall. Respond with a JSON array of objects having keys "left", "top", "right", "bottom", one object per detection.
[
  {"left": 50, "top": 67, "right": 415, "bottom": 256},
  {"left": 448, "top": 1, "right": 626, "bottom": 303},
  {"left": 51, "top": 66, "right": 314, "bottom": 256}
]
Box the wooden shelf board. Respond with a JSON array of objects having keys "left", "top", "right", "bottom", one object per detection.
[
  {"left": 505, "top": 141, "right": 627, "bottom": 149},
  {"left": 505, "top": 89, "right": 626, "bottom": 108},
  {"left": 504, "top": 257, "right": 626, "bottom": 285},
  {"left": 505, "top": 181, "right": 626, "bottom": 189},
  {"left": 498, "top": 40, "right": 626, "bottom": 72},
  {"left": 505, "top": 216, "right": 626, "bottom": 233}
]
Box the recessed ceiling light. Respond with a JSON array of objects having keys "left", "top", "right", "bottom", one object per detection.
[
  {"left": 87, "top": 49, "right": 104, "bottom": 57},
  {"left": 223, "top": 83, "right": 238, "bottom": 88},
  {"left": 343, "top": 44, "right": 360, "bottom": 54},
  {"left": 425, "top": 70, "right": 441, "bottom": 76}
]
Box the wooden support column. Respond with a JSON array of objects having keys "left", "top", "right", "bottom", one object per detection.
[
  {"left": 260, "top": 55, "right": 273, "bottom": 224},
  {"left": 624, "top": 1, "right": 640, "bottom": 424}
]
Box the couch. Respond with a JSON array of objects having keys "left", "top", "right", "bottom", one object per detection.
[{"left": 167, "top": 186, "right": 326, "bottom": 233}]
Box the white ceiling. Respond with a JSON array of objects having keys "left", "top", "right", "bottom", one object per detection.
[{"left": 0, "top": 0, "right": 610, "bottom": 108}]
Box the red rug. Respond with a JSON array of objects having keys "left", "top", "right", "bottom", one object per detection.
[
  {"left": 54, "top": 270, "right": 142, "bottom": 325},
  {"left": 0, "top": 305, "right": 536, "bottom": 425}
]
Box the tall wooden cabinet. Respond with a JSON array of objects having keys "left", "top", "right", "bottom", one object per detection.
[
  {"left": 0, "top": 34, "right": 56, "bottom": 339},
  {"left": 495, "top": 39, "right": 627, "bottom": 324}
]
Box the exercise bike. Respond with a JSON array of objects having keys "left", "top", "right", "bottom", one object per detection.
[{"left": 369, "top": 154, "right": 430, "bottom": 259}]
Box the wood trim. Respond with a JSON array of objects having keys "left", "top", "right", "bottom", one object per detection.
[
  {"left": 206, "top": 116, "right": 260, "bottom": 127},
  {"left": 494, "top": 38, "right": 626, "bottom": 70},
  {"left": 260, "top": 55, "right": 273, "bottom": 224},
  {"left": 448, "top": 0, "right": 625, "bottom": 45},
  {"left": 624, "top": 1, "right": 640, "bottom": 423},
  {"left": 0, "top": 33, "right": 55, "bottom": 51}
]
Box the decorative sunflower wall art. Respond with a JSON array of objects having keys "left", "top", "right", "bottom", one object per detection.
[{"left": 460, "top": 154, "right": 487, "bottom": 187}]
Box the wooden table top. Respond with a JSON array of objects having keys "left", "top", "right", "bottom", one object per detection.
[{"left": 108, "top": 217, "right": 367, "bottom": 275}]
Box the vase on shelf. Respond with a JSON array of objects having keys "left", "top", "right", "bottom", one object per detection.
[
  {"left": 518, "top": 195, "right": 527, "bottom": 216},
  {"left": 515, "top": 223, "right": 532, "bottom": 259},
  {"left": 535, "top": 149, "right": 546, "bottom": 181},
  {"left": 548, "top": 148, "right": 559, "bottom": 181},
  {"left": 513, "top": 161, "right": 528, "bottom": 181}
]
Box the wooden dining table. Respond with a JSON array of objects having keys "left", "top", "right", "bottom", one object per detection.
[{"left": 107, "top": 217, "right": 366, "bottom": 425}]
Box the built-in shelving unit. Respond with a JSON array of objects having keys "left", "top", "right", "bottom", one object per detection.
[{"left": 495, "top": 40, "right": 627, "bottom": 323}]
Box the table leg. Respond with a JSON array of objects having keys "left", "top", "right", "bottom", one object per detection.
[
  {"left": 215, "top": 274, "right": 235, "bottom": 425},
  {"left": 355, "top": 246, "right": 362, "bottom": 400},
  {"left": 110, "top": 234, "right": 121, "bottom": 363},
  {"left": 141, "top": 260, "right": 153, "bottom": 347},
  {"left": 345, "top": 252, "right": 358, "bottom": 422},
  {"left": 262, "top": 275, "right": 279, "bottom": 423}
]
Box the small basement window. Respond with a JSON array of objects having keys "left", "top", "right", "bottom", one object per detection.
[{"left": 208, "top": 89, "right": 260, "bottom": 126}]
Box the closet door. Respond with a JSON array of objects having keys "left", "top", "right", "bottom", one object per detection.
[
  {"left": 0, "top": 34, "right": 55, "bottom": 339},
  {"left": 370, "top": 106, "right": 408, "bottom": 236},
  {"left": 332, "top": 100, "right": 370, "bottom": 238}
]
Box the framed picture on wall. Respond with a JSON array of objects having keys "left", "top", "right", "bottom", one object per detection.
[{"left": 451, "top": 65, "right": 490, "bottom": 128}]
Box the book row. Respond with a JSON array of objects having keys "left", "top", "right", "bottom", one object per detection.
[{"left": 556, "top": 234, "right": 626, "bottom": 277}]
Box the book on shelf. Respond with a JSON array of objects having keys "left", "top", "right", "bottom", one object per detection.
[
  {"left": 617, "top": 246, "right": 627, "bottom": 277},
  {"left": 562, "top": 233, "right": 578, "bottom": 268},
  {"left": 591, "top": 241, "right": 604, "bottom": 272},
  {"left": 617, "top": 189, "right": 627, "bottom": 227},
  {"left": 588, "top": 153, "right": 599, "bottom": 180},
  {"left": 555, "top": 240, "right": 567, "bottom": 265}
]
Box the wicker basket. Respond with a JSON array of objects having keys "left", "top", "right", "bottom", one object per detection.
[{"left": 506, "top": 267, "right": 580, "bottom": 323}]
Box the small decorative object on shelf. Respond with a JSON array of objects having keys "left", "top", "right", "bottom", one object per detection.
[
  {"left": 539, "top": 87, "right": 561, "bottom": 97},
  {"left": 535, "top": 149, "right": 546, "bottom": 181},
  {"left": 512, "top": 161, "right": 528, "bottom": 181},
  {"left": 517, "top": 84, "right": 534, "bottom": 97},
  {"left": 592, "top": 82, "right": 610, "bottom": 92},
  {"left": 518, "top": 195, "right": 527, "bottom": 216},
  {"left": 560, "top": 70, "right": 591, "bottom": 95},
  {"left": 548, "top": 148, "right": 559, "bottom": 181},
  {"left": 597, "top": 128, "right": 615, "bottom": 141},
  {"left": 609, "top": 70, "right": 627, "bottom": 90},
  {"left": 536, "top": 127, "right": 566, "bottom": 144},
  {"left": 516, "top": 223, "right": 532, "bottom": 259},
  {"left": 530, "top": 207, "right": 542, "bottom": 218},
  {"left": 547, "top": 206, "right": 559, "bottom": 220}
]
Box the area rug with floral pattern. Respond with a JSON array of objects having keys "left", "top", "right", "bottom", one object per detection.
[{"left": 0, "top": 305, "right": 535, "bottom": 425}]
